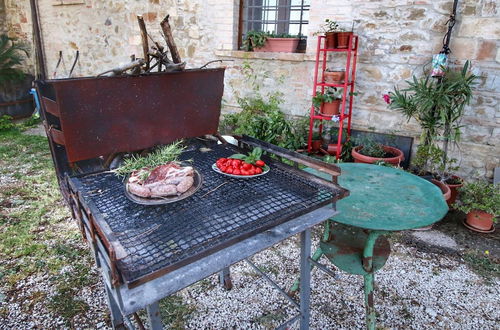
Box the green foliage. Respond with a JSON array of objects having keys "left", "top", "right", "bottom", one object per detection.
[
  {"left": 315, "top": 19, "right": 343, "bottom": 34},
  {"left": 114, "top": 141, "right": 185, "bottom": 176},
  {"left": 455, "top": 181, "right": 500, "bottom": 217},
  {"left": 221, "top": 61, "right": 307, "bottom": 150},
  {"left": 0, "top": 115, "right": 15, "bottom": 131},
  {"left": 412, "top": 144, "right": 458, "bottom": 178},
  {"left": 243, "top": 30, "right": 300, "bottom": 51},
  {"left": 0, "top": 35, "right": 29, "bottom": 87},
  {"left": 353, "top": 135, "right": 386, "bottom": 158},
  {"left": 230, "top": 147, "right": 263, "bottom": 164},
  {"left": 312, "top": 87, "right": 342, "bottom": 108}
]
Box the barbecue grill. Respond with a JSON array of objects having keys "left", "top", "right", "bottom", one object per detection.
[{"left": 36, "top": 68, "right": 348, "bottom": 329}]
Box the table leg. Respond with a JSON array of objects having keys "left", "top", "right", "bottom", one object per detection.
[
  {"left": 147, "top": 301, "right": 163, "bottom": 330},
  {"left": 363, "top": 273, "right": 375, "bottom": 330},
  {"left": 104, "top": 284, "right": 125, "bottom": 329},
  {"left": 299, "top": 228, "right": 311, "bottom": 329},
  {"left": 219, "top": 267, "right": 233, "bottom": 290}
]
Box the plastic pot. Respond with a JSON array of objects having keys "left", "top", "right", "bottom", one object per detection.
[
  {"left": 465, "top": 210, "right": 495, "bottom": 232},
  {"left": 320, "top": 100, "right": 340, "bottom": 116},
  {"left": 351, "top": 145, "right": 404, "bottom": 166}
]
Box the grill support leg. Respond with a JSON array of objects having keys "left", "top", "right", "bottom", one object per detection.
[
  {"left": 147, "top": 301, "right": 163, "bottom": 330},
  {"left": 219, "top": 267, "right": 233, "bottom": 290},
  {"left": 299, "top": 229, "right": 311, "bottom": 329},
  {"left": 104, "top": 284, "right": 125, "bottom": 329}
]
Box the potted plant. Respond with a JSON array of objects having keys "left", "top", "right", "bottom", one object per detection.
[
  {"left": 455, "top": 181, "right": 499, "bottom": 233},
  {"left": 243, "top": 31, "right": 300, "bottom": 53},
  {"left": 315, "top": 19, "right": 341, "bottom": 49},
  {"left": 312, "top": 87, "right": 342, "bottom": 116},
  {"left": 324, "top": 68, "right": 345, "bottom": 84},
  {"left": 311, "top": 131, "right": 323, "bottom": 152},
  {"left": 336, "top": 29, "right": 353, "bottom": 49},
  {"left": 389, "top": 61, "right": 477, "bottom": 201},
  {"left": 351, "top": 135, "right": 404, "bottom": 166}
]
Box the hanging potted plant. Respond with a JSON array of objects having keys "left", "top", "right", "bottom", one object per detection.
[
  {"left": 388, "top": 61, "right": 477, "bottom": 204},
  {"left": 351, "top": 135, "right": 404, "bottom": 166},
  {"left": 455, "top": 181, "right": 499, "bottom": 233},
  {"left": 324, "top": 68, "right": 345, "bottom": 84},
  {"left": 243, "top": 31, "right": 300, "bottom": 53},
  {"left": 312, "top": 87, "right": 342, "bottom": 117}
]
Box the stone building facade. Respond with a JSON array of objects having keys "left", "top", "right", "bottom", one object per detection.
[{"left": 2, "top": 0, "right": 499, "bottom": 180}]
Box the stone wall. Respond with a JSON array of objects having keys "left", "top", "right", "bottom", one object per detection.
[{"left": 4, "top": 0, "right": 499, "bottom": 180}]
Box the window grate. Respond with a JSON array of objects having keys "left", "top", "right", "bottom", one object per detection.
[{"left": 242, "top": 0, "right": 310, "bottom": 37}]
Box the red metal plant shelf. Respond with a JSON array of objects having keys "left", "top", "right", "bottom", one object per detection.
[{"left": 307, "top": 35, "right": 359, "bottom": 158}]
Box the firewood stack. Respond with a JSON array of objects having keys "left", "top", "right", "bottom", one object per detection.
[{"left": 98, "top": 14, "right": 186, "bottom": 77}]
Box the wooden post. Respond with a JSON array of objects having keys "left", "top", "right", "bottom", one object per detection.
[
  {"left": 137, "top": 15, "right": 150, "bottom": 70},
  {"left": 160, "top": 15, "right": 182, "bottom": 64}
]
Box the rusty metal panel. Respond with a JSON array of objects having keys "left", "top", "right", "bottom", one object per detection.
[{"left": 37, "top": 68, "right": 225, "bottom": 163}]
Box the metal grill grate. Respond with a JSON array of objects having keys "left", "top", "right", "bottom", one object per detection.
[{"left": 72, "top": 141, "right": 337, "bottom": 284}]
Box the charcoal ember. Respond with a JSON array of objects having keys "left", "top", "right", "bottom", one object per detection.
[
  {"left": 176, "top": 176, "right": 194, "bottom": 194},
  {"left": 128, "top": 183, "right": 151, "bottom": 198},
  {"left": 150, "top": 183, "right": 177, "bottom": 197}
]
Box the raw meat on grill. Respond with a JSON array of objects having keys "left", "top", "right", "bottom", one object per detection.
[{"left": 127, "top": 162, "right": 195, "bottom": 198}]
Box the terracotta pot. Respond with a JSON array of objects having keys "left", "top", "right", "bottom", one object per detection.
[
  {"left": 254, "top": 38, "right": 300, "bottom": 53},
  {"left": 351, "top": 145, "right": 404, "bottom": 166},
  {"left": 320, "top": 100, "right": 340, "bottom": 116},
  {"left": 445, "top": 175, "right": 463, "bottom": 206},
  {"left": 336, "top": 32, "right": 353, "bottom": 49},
  {"left": 324, "top": 71, "right": 345, "bottom": 84},
  {"left": 325, "top": 32, "right": 336, "bottom": 49},
  {"left": 430, "top": 179, "right": 452, "bottom": 202},
  {"left": 311, "top": 139, "right": 322, "bottom": 152},
  {"left": 465, "top": 210, "right": 495, "bottom": 232}
]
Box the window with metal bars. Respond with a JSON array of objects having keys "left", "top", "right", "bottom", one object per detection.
[{"left": 239, "top": 0, "right": 310, "bottom": 49}]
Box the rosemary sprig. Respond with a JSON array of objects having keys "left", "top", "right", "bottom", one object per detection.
[{"left": 115, "top": 140, "right": 185, "bottom": 177}]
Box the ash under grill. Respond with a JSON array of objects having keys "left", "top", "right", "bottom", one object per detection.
[{"left": 71, "top": 140, "right": 337, "bottom": 284}]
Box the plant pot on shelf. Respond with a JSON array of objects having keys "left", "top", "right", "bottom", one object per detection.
[
  {"left": 351, "top": 145, "right": 404, "bottom": 166},
  {"left": 320, "top": 100, "right": 340, "bottom": 116},
  {"left": 311, "top": 139, "right": 322, "bottom": 152},
  {"left": 324, "top": 71, "right": 345, "bottom": 84},
  {"left": 325, "top": 32, "right": 336, "bottom": 48},
  {"left": 336, "top": 32, "right": 353, "bottom": 49},
  {"left": 445, "top": 175, "right": 463, "bottom": 207},
  {"left": 254, "top": 38, "right": 300, "bottom": 53},
  {"left": 464, "top": 210, "right": 495, "bottom": 233}
]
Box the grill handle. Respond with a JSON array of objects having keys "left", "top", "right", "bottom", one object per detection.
[{"left": 235, "top": 135, "right": 341, "bottom": 179}]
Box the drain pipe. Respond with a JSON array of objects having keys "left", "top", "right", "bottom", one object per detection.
[{"left": 29, "top": 0, "right": 47, "bottom": 80}]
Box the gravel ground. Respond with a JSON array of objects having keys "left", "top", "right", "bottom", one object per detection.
[{"left": 2, "top": 229, "right": 498, "bottom": 329}]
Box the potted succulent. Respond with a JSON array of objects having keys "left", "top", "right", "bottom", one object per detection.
[
  {"left": 455, "top": 181, "right": 499, "bottom": 233},
  {"left": 324, "top": 68, "right": 345, "bottom": 84},
  {"left": 312, "top": 87, "right": 342, "bottom": 117},
  {"left": 243, "top": 31, "right": 300, "bottom": 53},
  {"left": 351, "top": 135, "right": 404, "bottom": 166},
  {"left": 389, "top": 61, "right": 477, "bottom": 201}
]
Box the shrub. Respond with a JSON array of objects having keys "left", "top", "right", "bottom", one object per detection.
[{"left": 455, "top": 181, "right": 500, "bottom": 218}]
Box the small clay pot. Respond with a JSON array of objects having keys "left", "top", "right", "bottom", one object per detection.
[
  {"left": 320, "top": 100, "right": 340, "bottom": 116},
  {"left": 311, "top": 139, "right": 322, "bottom": 152},
  {"left": 445, "top": 175, "right": 463, "bottom": 206},
  {"left": 351, "top": 145, "right": 404, "bottom": 166},
  {"left": 465, "top": 210, "right": 495, "bottom": 232},
  {"left": 324, "top": 71, "right": 345, "bottom": 84},
  {"left": 336, "top": 32, "right": 353, "bottom": 49},
  {"left": 430, "top": 179, "right": 452, "bottom": 202},
  {"left": 325, "top": 32, "right": 336, "bottom": 49}
]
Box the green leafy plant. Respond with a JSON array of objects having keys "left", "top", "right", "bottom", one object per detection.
[
  {"left": 220, "top": 61, "right": 307, "bottom": 150},
  {"left": 0, "top": 35, "right": 29, "bottom": 87},
  {"left": 230, "top": 147, "right": 263, "bottom": 164},
  {"left": 312, "top": 87, "right": 342, "bottom": 108},
  {"left": 243, "top": 30, "right": 269, "bottom": 51},
  {"left": 0, "top": 115, "right": 15, "bottom": 132},
  {"left": 314, "top": 19, "right": 343, "bottom": 34},
  {"left": 389, "top": 61, "right": 477, "bottom": 174},
  {"left": 353, "top": 135, "right": 386, "bottom": 158},
  {"left": 454, "top": 181, "right": 500, "bottom": 217},
  {"left": 114, "top": 141, "right": 185, "bottom": 177},
  {"left": 412, "top": 143, "right": 458, "bottom": 178}
]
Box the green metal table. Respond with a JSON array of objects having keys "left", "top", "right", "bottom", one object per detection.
[{"left": 297, "top": 163, "right": 448, "bottom": 329}]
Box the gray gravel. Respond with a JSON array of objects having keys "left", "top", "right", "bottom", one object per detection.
[{"left": 1, "top": 229, "right": 499, "bottom": 329}]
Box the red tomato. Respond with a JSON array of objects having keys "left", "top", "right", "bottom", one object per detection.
[
  {"left": 255, "top": 160, "right": 265, "bottom": 167},
  {"left": 249, "top": 168, "right": 256, "bottom": 175},
  {"left": 220, "top": 166, "right": 228, "bottom": 173},
  {"left": 226, "top": 167, "right": 234, "bottom": 174},
  {"left": 242, "top": 162, "right": 252, "bottom": 170},
  {"left": 241, "top": 170, "right": 249, "bottom": 176},
  {"left": 233, "top": 169, "right": 241, "bottom": 175},
  {"left": 255, "top": 167, "right": 263, "bottom": 174}
]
